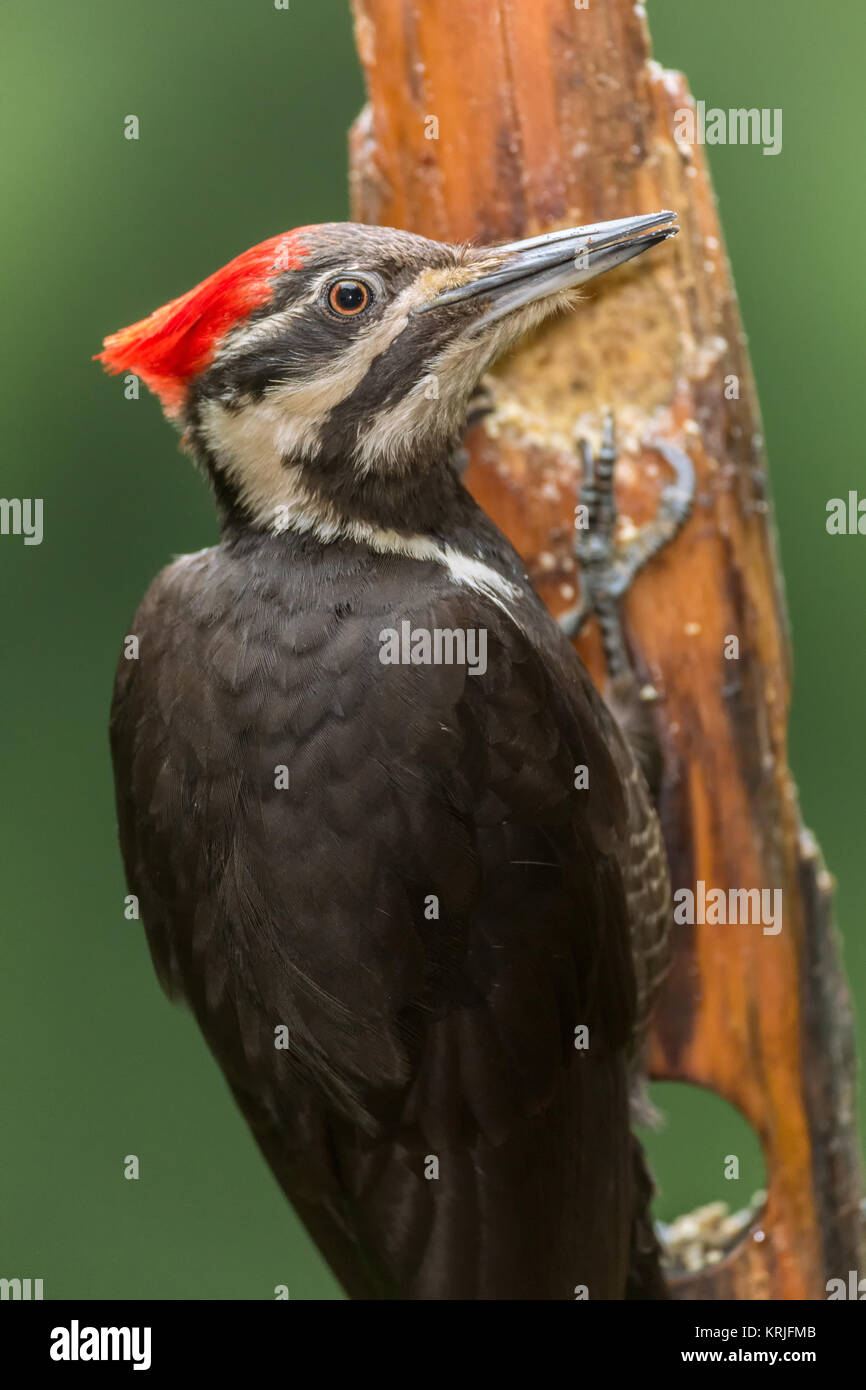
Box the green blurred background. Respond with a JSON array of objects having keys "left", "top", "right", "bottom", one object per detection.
[{"left": 0, "top": 0, "right": 862, "bottom": 1298}]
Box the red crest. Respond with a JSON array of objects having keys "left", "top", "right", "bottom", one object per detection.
[{"left": 96, "top": 228, "right": 313, "bottom": 414}]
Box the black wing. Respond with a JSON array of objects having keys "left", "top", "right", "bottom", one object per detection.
[{"left": 110, "top": 544, "right": 664, "bottom": 1299}]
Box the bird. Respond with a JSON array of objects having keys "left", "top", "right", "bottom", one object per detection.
[{"left": 99, "top": 212, "right": 680, "bottom": 1300}]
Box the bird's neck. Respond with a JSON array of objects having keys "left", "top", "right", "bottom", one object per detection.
[
  {"left": 205, "top": 432, "right": 480, "bottom": 544},
  {"left": 207, "top": 437, "right": 532, "bottom": 599}
]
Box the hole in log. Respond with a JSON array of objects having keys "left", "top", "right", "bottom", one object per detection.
[{"left": 638, "top": 1081, "right": 767, "bottom": 1276}]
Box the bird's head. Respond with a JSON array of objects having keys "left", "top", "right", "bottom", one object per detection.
[{"left": 98, "top": 214, "right": 676, "bottom": 536}]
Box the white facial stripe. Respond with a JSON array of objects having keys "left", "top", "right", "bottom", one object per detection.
[
  {"left": 213, "top": 298, "right": 310, "bottom": 362},
  {"left": 352, "top": 333, "right": 480, "bottom": 474},
  {"left": 353, "top": 295, "right": 568, "bottom": 473}
]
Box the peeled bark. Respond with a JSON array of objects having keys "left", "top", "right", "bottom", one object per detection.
[{"left": 348, "top": 0, "right": 864, "bottom": 1298}]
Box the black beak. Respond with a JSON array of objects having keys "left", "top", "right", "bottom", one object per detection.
[{"left": 420, "top": 211, "right": 678, "bottom": 325}]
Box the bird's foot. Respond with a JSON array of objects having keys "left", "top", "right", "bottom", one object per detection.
[{"left": 559, "top": 410, "right": 695, "bottom": 688}]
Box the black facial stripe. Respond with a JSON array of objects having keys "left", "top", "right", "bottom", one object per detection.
[
  {"left": 323, "top": 309, "right": 467, "bottom": 437},
  {"left": 198, "top": 312, "right": 375, "bottom": 405},
  {"left": 192, "top": 252, "right": 453, "bottom": 407}
]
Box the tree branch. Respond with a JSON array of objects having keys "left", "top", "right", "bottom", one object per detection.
[{"left": 348, "top": 0, "right": 864, "bottom": 1298}]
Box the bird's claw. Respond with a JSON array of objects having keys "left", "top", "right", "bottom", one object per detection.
[{"left": 559, "top": 411, "right": 695, "bottom": 681}]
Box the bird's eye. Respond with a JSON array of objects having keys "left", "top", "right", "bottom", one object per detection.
[{"left": 327, "top": 279, "right": 371, "bottom": 316}]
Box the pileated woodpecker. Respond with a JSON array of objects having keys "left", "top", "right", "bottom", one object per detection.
[{"left": 99, "top": 214, "right": 680, "bottom": 1300}]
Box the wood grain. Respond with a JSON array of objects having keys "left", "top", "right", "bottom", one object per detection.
[{"left": 348, "top": 0, "right": 864, "bottom": 1298}]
